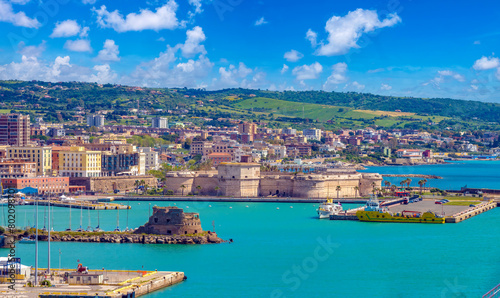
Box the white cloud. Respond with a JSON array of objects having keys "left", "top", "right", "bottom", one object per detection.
[
  {"left": 323, "top": 62, "right": 348, "bottom": 88},
  {"left": 82, "top": 0, "right": 96, "bottom": 4},
  {"left": 90, "top": 64, "right": 117, "bottom": 83},
  {"left": 306, "top": 29, "right": 317, "bottom": 47},
  {"left": 188, "top": 0, "right": 203, "bottom": 19},
  {"left": 351, "top": 81, "right": 365, "bottom": 90},
  {"left": 437, "top": 70, "right": 465, "bottom": 82},
  {"left": 9, "top": 0, "right": 31, "bottom": 4},
  {"left": 125, "top": 46, "right": 213, "bottom": 88},
  {"left": 284, "top": 50, "right": 303, "bottom": 62},
  {"left": 179, "top": 26, "right": 206, "bottom": 58},
  {"left": 0, "top": 55, "right": 90, "bottom": 82},
  {"left": 473, "top": 56, "right": 500, "bottom": 70},
  {"left": 97, "top": 39, "right": 120, "bottom": 61},
  {"left": 313, "top": 9, "right": 401, "bottom": 56},
  {"left": 95, "top": 1, "right": 180, "bottom": 32},
  {"left": 292, "top": 62, "right": 322, "bottom": 80},
  {"left": 473, "top": 40, "right": 480, "bottom": 45},
  {"left": 17, "top": 41, "right": 45, "bottom": 58},
  {"left": 50, "top": 20, "right": 82, "bottom": 38},
  {"left": 380, "top": 83, "right": 392, "bottom": 91},
  {"left": 255, "top": 17, "right": 267, "bottom": 26},
  {"left": 64, "top": 39, "right": 92, "bottom": 52},
  {"left": 215, "top": 62, "right": 254, "bottom": 88},
  {"left": 0, "top": 0, "right": 40, "bottom": 28},
  {"left": 281, "top": 64, "right": 289, "bottom": 74}
]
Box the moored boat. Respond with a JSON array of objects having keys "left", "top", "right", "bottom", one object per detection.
[{"left": 317, "top": 198, "right": 343, "bottom": 219}]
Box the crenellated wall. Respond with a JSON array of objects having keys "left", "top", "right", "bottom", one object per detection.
[{"left": 164, "top": 163, "right": 382, "bottom": 198}]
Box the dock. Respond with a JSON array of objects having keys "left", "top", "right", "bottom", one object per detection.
[
  {"left": 0, "top": 269, "right": 185, "bottom": 297},
  {"left": 330, "top": 198, "right": 498, "bottom": 223},
  {"left": 24, "top": 199, "right": 131, "bottom": 210},
  {"left": 115, "top": 196, "right": 370, "bottom": 204}
]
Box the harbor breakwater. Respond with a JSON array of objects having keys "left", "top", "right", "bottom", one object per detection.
[
  {"left": 381, "top": 174, "right": 443, "bottom": 179},
  {"left": 16, "top": 232, "right": 224, "bottom": 244}
]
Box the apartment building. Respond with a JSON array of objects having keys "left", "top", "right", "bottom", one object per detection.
[
  {"left": 0, "top": 159, "right": 36, "bottom": 178},
  {"left": 6, "top": 146, "right": 52, "bottom": 176},
  {"left": 59, "top": 147, "right": 102, "bottom": 177},
  {"left": 0, "top": 114, "right": 30, "bottom": 146}
]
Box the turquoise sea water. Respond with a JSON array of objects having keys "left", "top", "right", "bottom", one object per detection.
[
  {"left": 361, "top": 160, "right": 500, "bottom": 190},
  {"left": 3, "top": 161, "right": 500, "bottom": 297}
]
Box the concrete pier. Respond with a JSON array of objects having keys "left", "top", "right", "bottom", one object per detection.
[
  {"left": 0, "top": 269, "right": 185, "bottom": 298},
  {"left": 330, "top": 199, "right": 498, "bottom": 223},
  {"left": 24, "top": 199, "right": 130, "bottom": 210}
]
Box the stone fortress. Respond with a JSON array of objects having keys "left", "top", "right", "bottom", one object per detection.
[
  {"left": 134, "top": 206, "right": 203, "bottom": 235},
  {"left": 165, "top": 163, "right": 382, "bottom": 198}
]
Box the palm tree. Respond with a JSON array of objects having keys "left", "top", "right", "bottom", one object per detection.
[
  {"left": 418, "top": 179, "right": 425, "bottom": 194},
  {"left": 399, "top": 180, "right": 406, "bottom": 190},
  {"left": 196, "top": 185, "right": 202, "bottom": 195},
  {"left": 406, "top": 178, "right": 412, "bottom": 189},
  {"left": 354, "top": 186, "right": 359, "bottom": 199},
  {"left": 134, "top": 180, "right": 140, "bottom": 194},
  {"left": 384, "top": 180, "right": 391, "bottom": 190},
  {"left": 390, "top": 185, "right": 397, "bottom": 195},
  {"left": 215, "top": 186, "right": 220, "bottom": 197},
  {"left": 423, "top": 179, "right": 428, "bottom": 194},
  {"left": 371, "top": 182, "right": 376, "bottom": 195},
  {"left": 180, "top": 184, "right": 186, "bottom": 196},
  {"left": 336, "top": 185, "right": 341, "bottom": 199}
]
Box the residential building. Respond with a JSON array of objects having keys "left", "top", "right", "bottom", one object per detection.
[
  {"left": 207, "top": 153, "right": 232, "bottom": 166},
  {"left": 0, "top": 159, "right": 36, "bottom": 178},
  {"left": 0, "top": 114, "right": 30, "bottom": 146},
  {"left": 238, "top": 122, "right": 257, "bottom": 135},
  {"left": 151, "top": 117, "right": 168, "bottom": 128},
  {"left": 282, "top": 127, "right": 297, "bottom": 135},
  {"left": 59, "top": 147, "right": 101, "bottom": 177},
  {"left": 139, "top": 147, "right": 159, "bottom": 171},
  {"left": 86, "top": 114, "right": 105, "bottom": 127},
  {"left": 303, "top": 128, "right": 322, "bottom": 141},
  {"left": 190, "top": 141, "right": 213, "bottom": 156},
  {"left": 101, "top": 151, "right": 145, "bottom": 176},
  {"left": 47, "top": 127, "right": 65, "bottom": 137},
  {"left": 1, "top": 177, "right": 69, "bottom": 194},
  {"left": 6, "top": 146, "right": 52, "bottom": 176},
  {"left": 395, "top": 149, "right": 423, "bottom": 160}
]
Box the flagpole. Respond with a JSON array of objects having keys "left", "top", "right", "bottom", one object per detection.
[
  {"left": 35, "top": 197, "right": 38, "bottom": 286},
  {"left": 48, "top": 193, "right": 51, "bottom": 274}
]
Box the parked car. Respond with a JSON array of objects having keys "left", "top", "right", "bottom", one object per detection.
[{"left": 435, "top": 200, "right": 443, "bottom": 204}]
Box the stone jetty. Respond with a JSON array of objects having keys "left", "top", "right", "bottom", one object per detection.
[{"left": 382, "top": 174, "right": 443, "bottom": 179}]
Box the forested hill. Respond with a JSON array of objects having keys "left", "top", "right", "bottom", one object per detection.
[
  {"left": 1, "top": 80, "right": 500, "bottom": 124},
  {"left": 201, "top": 89, "right": 500, "bottom": 123}
]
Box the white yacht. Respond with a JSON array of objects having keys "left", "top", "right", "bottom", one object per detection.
[{"left": 317, "top": 199, "right": 343, "bottom": 219}]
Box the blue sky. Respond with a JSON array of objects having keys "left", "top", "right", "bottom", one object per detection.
[{"left": 1, "top": 0, "right": 500, "bottom": 102}]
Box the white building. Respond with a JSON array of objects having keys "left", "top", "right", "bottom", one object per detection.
[
  {"left": 151, "top": 117, "right": 168, "bottom": 128},
  {"left": 282, "top": 127, "right": 297, "bottom": 135},
  {"left": 269, "top": 145, "right": 287, "bottom": 158},
  {"left": 86, "top": 115, "right": 105, "bottom": 127},
  {"left": 139, "top": 147, "right": 159, "bottom": 170},
  {"left": 303, "top": 128, "right": 322, "bottom": 141}
]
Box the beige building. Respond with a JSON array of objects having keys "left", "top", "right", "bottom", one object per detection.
[
  {"left": 0, "top": 159, "right": 36, "bottom": 178},
  {"left": 165, "top": 163, "right": 382, "bottom": 198},
  {"left": 59, "top": 147, "right": 102, "bottom": 178},
  {"left": 6, "top": 146, "right": 52, "bottom": 176}
]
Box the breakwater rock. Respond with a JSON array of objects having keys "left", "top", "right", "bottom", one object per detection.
[
  {"left": 382, "top": 174, "right": 443, "bottom": 179},
  {"left": 19, "top": 231, "right": 225, "bottom": 244}
]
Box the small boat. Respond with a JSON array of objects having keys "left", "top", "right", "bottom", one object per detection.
[
  {"left": 19, "top": 237, "right": 35, "bottom": 244},
  {"left": 317, "top": 198, "right": 343, "bottom": 219}
]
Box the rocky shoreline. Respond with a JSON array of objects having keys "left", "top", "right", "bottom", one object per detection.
[{"left": 15, "top": 231, "right": 225, "bottom": 244}]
